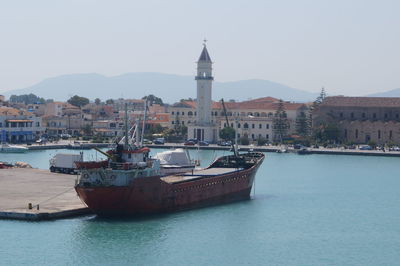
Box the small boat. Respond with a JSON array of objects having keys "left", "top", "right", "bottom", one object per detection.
[
  {"left": 153, "top": 148, "right": 196, "bottom": 174},
  {"left": 0, "top": 143, "right": 28, "bottom": 153}
]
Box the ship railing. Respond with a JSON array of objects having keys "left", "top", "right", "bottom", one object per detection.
[{"left": 109, "top": 160, "right": 153, "bottom": 171}]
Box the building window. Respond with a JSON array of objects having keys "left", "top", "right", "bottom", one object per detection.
[
  {"left": 373, "top": 113, "right": 377, "bottom": 119},
  {"left": 177, "top": 112, "right": 180, "bottom": 115},
  {"left": 172, "top": 111, "right": 174, "bottom": 115},
  {"left": 378, "top": 130, "right": 381, "bottom": 139},
  {"left": 344, "top": 129, "right": 347, "bottom": 138},
  {"left": 182, "top": 112, "right": 185, "bottom": 115},
  {"left": 259, "top": 124, "right": 262, "bottom": 129},
  {"left": 172, "top": 121, "right": 174, "bottom": 124},
  {"left": 362, "top": 113, "right": 366, "bottom": 118},
  {"left": 355, "top": 129, "right": 358, "bottom": 138},
  {"left": 244, "top": 123, "right": 249, "bottom": 129},
  {"left": 237, "top": 133, "right": 240, "bottom": 138},
  {"left": 251, "top": 134, "right": 255, "bottom": 139},
  {"left": 224, "top": 123, "right": 227, "bottom": 128},
  {"left": 266, "top": 124, "right": 269, "bottom": 129},
  {"left": 390, "top": 130, "right": 393, "bottom": 139},
  {"left": 340, "top": 112, "right": 343, "bottom": 118},
  {"left": 384, "top": 113, "right": 388, "bottom": 119},
  {"left": 351, "top": 113, "right": 354, "bottom": 119},
  {"left": 231, "top": 123, "right": 234, "bottom": 127},
  {"left": 266, "top": 134, "right": 269, "bottom": 139},
  {"left": 188, "top": 111, "right": 193, "bottom": 116},
  {"left": 396, "top": 114, "right": 399, "bottom": 119},
  {"left": 237, "top": 123, "right": 241, "bottom": 128},
  {"left": 252, "top": 124, "right": 255, "bottom": 129}
]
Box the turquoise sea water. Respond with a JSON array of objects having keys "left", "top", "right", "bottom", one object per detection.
[{"left": 1, "top": 149, "right": 400, "bottom": 265}]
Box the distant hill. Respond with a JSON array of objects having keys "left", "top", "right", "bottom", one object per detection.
[
  {"left": 366, "top": 88, "right": 400, "bottom": 97},
  {"left": 3, "top": 72, "right": 318, "bottom": 103}
]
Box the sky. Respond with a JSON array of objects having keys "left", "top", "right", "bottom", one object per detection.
[{"left": 0, "top": 0, "right": 399, "bottom": 96}]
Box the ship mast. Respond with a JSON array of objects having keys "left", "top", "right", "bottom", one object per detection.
[
  {"left": 140, "top": 100, "right": 148, "bottom": 147},
  {"left": 124, "top": 103, "right": 129, "bottom": 149},
  {"left": 220, "top": 99, "right": 238, "bottom": 157}
]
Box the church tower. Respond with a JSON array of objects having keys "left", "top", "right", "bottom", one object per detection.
[
  {"left": 195, "top": 43, "right": 213, "bottom": 125},
  {"left": 188, "top": 42, "right": 217, "bottom": 142}
]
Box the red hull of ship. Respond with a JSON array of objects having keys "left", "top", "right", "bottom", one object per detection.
[{"left": 76, "top": 164, "right": 262, "bottom": 216}]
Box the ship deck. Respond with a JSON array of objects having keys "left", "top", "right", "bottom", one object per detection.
[{"left": 161, "top": 167, "right": 244, "bottom": 184}]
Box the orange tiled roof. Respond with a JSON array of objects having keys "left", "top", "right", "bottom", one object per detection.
[
  {"left": 177, "top": 97, "right": 304, "bottom": 111},
  {"left": 0, "top": 107, "right": 30, "bottom": 116},
  {"left": 322, "top": 96, "right": 400, "bottom": 108}
]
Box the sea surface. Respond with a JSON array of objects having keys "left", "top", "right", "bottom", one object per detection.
[{"left": 1, "top": 148, "right": 400, "bottom": 265}]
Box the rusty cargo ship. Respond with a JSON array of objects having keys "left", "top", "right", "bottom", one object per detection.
[{"left": 75, "top": 149, "right": 264, "bottom": 216}]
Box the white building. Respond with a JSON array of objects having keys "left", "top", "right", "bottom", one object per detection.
[
  {"left": 187, "top": 43, "right": 218, "bottom": 142},
  {"left": 0, "top": 107, "right": 44, "bottom": 143}
]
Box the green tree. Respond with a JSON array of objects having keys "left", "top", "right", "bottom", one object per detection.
[
  {"left": 239, "top": 135, "right": 250, "bottom": 145},
  {"left": 273, "top": 99, "right": 289, "bottom": 142},
  {"left": 9, "top": 93, "right": 46, "bottom": 104},
  {"left": 296, "top": 111, "right": 310, "bottom": 137},
  {"left": 257, "top": 136, "right": 267, "bottom": 146},
  {"left": 94, "top": 98, "right": 101, "bottom": 105},
  {"left": 105, "top": 99, "right": 114, "bottom": 105},
  {"left": 67, "top": 95, "right": 89, "bottom": 107},
  {"left": 82, "top": 124, "right": 93, "bottom": 136},
  {"left": 142, "top": 94, "right": 163, "bottom": 106},
  {"left": 219, "top": 127, "right": 235, "bottom": 141},
  {"left": 314, "top": 122, "right": 340, "bottom": 142},
  {"left": 180, "top": 97, "right": 194, "bottom": 102}
]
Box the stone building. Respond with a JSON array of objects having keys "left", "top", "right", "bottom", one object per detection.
[{"left": 315, "top": 96, "right": 400, "bottom": 144}]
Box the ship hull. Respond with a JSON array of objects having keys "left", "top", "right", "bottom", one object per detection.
[{"left": 75, "top": 153, "right": 264, "bottom": 216}]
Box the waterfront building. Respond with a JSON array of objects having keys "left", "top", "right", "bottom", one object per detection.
[
  {"left": 0, "top": 106, "right": 44, "bottom": 143},
  {"left": 315, "top": 96, "right": 400, "bottom": 144},
  {"left": 170, "top": 97, "right": 307, "bottom": 142}
]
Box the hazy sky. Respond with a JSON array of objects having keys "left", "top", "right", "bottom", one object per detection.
[{"left": 0, "top": 0, "right": 399, "bottom": 95}]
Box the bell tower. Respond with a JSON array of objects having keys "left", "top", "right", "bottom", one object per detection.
[
  {"left": 188, "top": 41, "right": 217, "bottom": 142},
  {"left": 195, "top": 42, "right": 213, "bottom": 125}
]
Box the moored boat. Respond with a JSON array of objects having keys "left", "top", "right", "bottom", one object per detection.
[{"left": 0, "top": 143, "right": 28, "bottom": 153}]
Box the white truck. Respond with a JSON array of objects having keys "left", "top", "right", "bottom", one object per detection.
[{"left": 49, "top": 153, "right": 83, "bottom": 174}]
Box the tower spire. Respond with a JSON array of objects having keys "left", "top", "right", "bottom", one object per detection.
[{"left": 198, "top": 41, "right": 212, "bottom": 62}]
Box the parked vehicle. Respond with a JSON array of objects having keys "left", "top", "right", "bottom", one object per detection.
[
  {"left": 143, "top": 139, "right": 153, "bottom": 144},
  {"left": 198, "top": 141, "right": 209, "bottom": 146},
  {"left": 184, "top": 140, "right": 196, "bottom": 146},
  {"left": 217, "top": 141, "right": 232, "bottom": 146},
  {"left": 359, "top": 145, "right": 372, "bottom": 150},
  {"left": 60, "top": 134, "right": 72, "bottom": 139},
  {"left": 294, "top": 144, "right": 305, "bottom": 150},
  {"left": 186, "top": 139, "right": 198, "bottom": 144},
  {"left": 153, "top": 138, "right": 165, "bottom": 145},
  {"left": 49, "top": 153, "right": 83, "bottom": 174}
]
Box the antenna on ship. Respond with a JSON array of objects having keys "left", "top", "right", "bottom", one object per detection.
[{"left": 220, "top": 98, "right": 238, "bottom": 157}]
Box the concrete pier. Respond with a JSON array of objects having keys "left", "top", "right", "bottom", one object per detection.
[{"left": 0, "top": 168, "right": 90, "bottom": 221}]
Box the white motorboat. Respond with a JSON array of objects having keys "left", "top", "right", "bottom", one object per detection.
[
  {"left": 153, "top": 148, "right": 197, "bottom": 174},
  {"left": 0, "top": 143, "right": 28, "bottom": 153}
]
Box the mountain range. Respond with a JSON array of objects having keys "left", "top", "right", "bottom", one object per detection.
[
  {"left": 2, "top": 73, "right": 319, "bottom": 103},
  {"left": 2, "top": 72, "right": 398, "bottom": 103}
]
